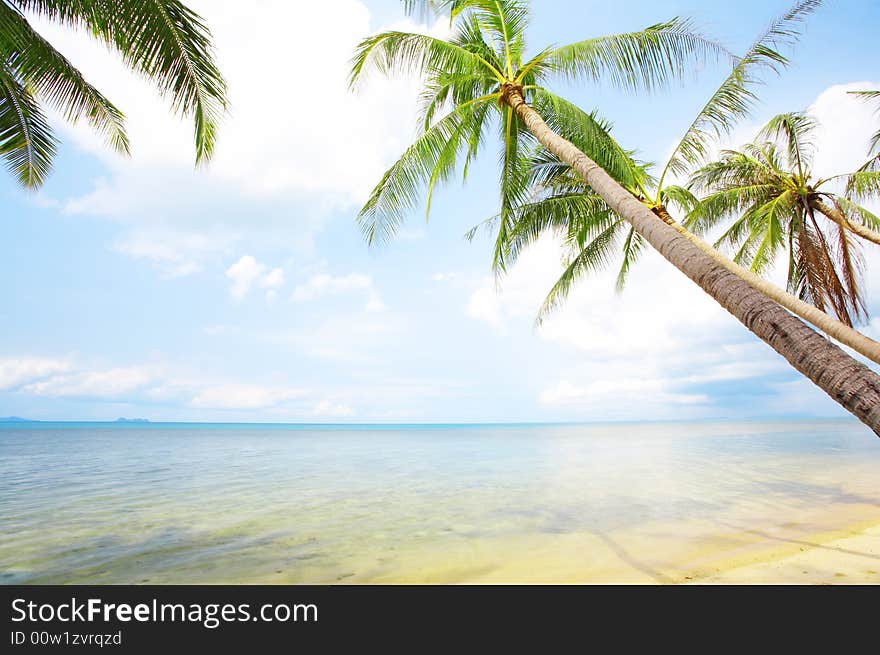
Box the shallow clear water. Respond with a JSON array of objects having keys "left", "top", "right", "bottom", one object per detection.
[{"left": 2, "top": 420, "right": 879, "bottom": 583}]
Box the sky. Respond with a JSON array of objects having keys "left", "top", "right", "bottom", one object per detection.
[{"left": 1, "top": 0, "right": 879, "bottom": 423}]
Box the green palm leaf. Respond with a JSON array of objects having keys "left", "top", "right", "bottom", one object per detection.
[
  {"left": 0, "top": 2, "right": 128, "bottom": 155},
  {"left": 536, "top": 219, "right": 624, "bottom": 324},
  {"left": 357, "top": 99, "right": 492, "bottom": 245},
  {"left": 13, "top": 0, "right": 228, "bottom": 164},
  {"left": 350, "top": 30, "right": 504, "bottom": 88},
  {"left": 758, "top": 111, "right": 816, "bottom": 176},
  {"left": 545, "top": 18, "right": 729, "bottom": 92},
  {"left": 657, "top": 0, "right": 821, "bottom": 188},
  {"left": 0, "top": 62, "right": 56, "bottom": 187},
  {"left": 531, "top": 89, "right": 649, "bottom": 191},
  {"left": 615, "top": 226, "right": 647, "bottom": 291},
  {"left": 501, "top": 192, "right": 615, "bottom": 266}
]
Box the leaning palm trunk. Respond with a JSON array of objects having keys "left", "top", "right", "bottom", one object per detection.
[
  {"left": 653, "top": 200, "right": 880, "bottom": 362},
  {"left": 502, "top": 85, "right": 880, "bottom": 435},
  {"left": 663, "top": 217, "right": 880, "bottom": 364},
  {"left": 809, "top": 197, "right": 880, "bottom": 247}
]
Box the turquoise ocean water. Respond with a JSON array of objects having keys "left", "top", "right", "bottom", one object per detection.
[{"left": 2, "top": 419, "right": 879, "bottom": 583}]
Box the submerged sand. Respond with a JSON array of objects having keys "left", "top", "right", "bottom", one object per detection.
[
  {"left": 311, "top": 510, "right": 880, "bottom": 585},
  {"left": 5, "top": 420, "right": 880, "bottom": 585}
]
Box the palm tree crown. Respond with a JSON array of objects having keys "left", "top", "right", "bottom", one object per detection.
[
  {"left": 490, "top": 0, "right": 823, "bottom": 320},
  {"left": 686, "top": 111, "right": 880, "bottom": 327},
  {"left": 349, "top": 0, "right": 725, "bottom": 271},
  {"left": 0, "top": 0, "right": 227, "bottom": 189}
]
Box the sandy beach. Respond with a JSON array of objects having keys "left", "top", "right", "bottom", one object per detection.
[{"left": 691, "top": 520, "right": 880, "bottom": 585}]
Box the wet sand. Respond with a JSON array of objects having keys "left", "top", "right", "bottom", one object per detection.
[{"left": 690, "top": 520, "right": 880, "bottom": 584}]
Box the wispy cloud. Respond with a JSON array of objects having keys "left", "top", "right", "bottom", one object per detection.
[
  {"left": 291, "top": 273, "right": 384, "bottom": 312},
  {"left": 226, "top": 255, "right": 285, "bottom": 300}
]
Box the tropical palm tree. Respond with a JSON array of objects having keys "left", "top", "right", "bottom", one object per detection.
[
  {"left": 491, "top": 0, "right": 880, "bottom": 363},
  {"left": 686, "top": 112, "right": 880, "bottom": 327},
  {"left": 350, "top": 0, "right": 880, "bottom": 434},
  {"left": 0, "top": 0, "right": 227, "bottom": 189}
]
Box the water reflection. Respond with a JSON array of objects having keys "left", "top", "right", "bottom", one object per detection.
[{"left": 1, "top": 419, "right": 879, "bottom": 583}]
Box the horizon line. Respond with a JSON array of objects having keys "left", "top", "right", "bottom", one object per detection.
[{"left": 0, "top": 416, "right": 857, "bottom": 427}]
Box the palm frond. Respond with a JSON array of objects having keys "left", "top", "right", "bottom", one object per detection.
[
  {"left": 357, "top": 99, "right": 491, "bottom": 245},
  {"left": 842, "top": 169, "right": 880, "bottom": 201},
  {"left": 502, "top": 192, "right": 615, "bottom": 266},
  {"left": 747, "top": 189, "right": 793, "bottom": 273},
  {"left": 831, "top": 216, "right": 866, "bottom": 325},
  {"left": 657, "top": 0, "right": 820, "bottom": 187},
  {"left": 835, "top": 196, "right": 880, "bottom": 232},
  {"left": 464, "top": 0, "right": 530, "bottom": 76},
  {"left": 545, "top": 18, "right": 729, "bottom": 93},
  {"left": 795, "top": 208, "right": 865, "bottom": 326},
  {"left": 0, "top": 2, "right": 128, "bottom": 155},
  {"left": 24, "top": 0, "right": 228, "bottom": 164},
  {"left": 615, "top": 226, "right": 647, "bottom": 291},
  {"left": 0, "top": 62, "right": 56, "bottom": 188},
  {"left": 531, "top": 89, "right": 649, "bottom": 191},
  {"left": 350, "top": 30, "right": 503, "bottom": 89},
  {"left": 401, "top": 0, "right": 466, "bottom": 21},
  {"left": 536, "top": 219, "right": 624, "bottom": 324},
  {"left": 493, "top": 100, "right": 536, "bottom": 271},
  {"left": 758, "top": 111, "right": 816, "bottom": 175},
  {"left": 660, "top": 184, "right": 700, "bottom": 215}
]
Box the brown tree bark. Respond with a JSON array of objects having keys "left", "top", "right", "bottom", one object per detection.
[
  {"left": 659, "top": 211, "right": 880, "bottom": 365},
  {"left": 502, "top": 85, "right": 880, "bottom": 436},
  {"left": 810, "top": 196, "right": 880, "bottom": 247}
]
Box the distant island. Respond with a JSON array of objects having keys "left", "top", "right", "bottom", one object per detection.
[
  {"left": 114, "top": 418, "right": 150, "bottom": 423},
  {"left": 0, "top": 416, "right": 34, "bottom": 423}
]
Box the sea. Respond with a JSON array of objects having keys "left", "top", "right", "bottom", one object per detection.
[{"left": 2, "top": 419, "right": 879, "bottom": 584}]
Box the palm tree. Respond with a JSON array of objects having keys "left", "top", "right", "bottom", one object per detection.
[
  {"left": 494, "top": 0, "right": 880, "bottom": 364},
  {"left": 350, "top": 0, "right": 880, "bottom": 434},
  {"left": 0, "top": 0, "right": 227, "bottom": 189},
  {"left": 686, "top": 112, "right": 880, "bottom": 328}
]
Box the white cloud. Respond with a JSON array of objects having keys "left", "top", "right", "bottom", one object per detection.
[
  {"left": 225, "top": 256, "right": 285, "bottom": 300},
  {"left": 226, "top": 255, "right": 265, "bottom": 299},
  {"left": 291, "top": 273, "right": 384, "bottom": 312},
  {"left": 30, "top": 1, "right": 448, "bottom": 271},
  {"left": 0, "top": 354, "right": 369, "bottom": 418},
  {"left": 114, "top": 229, "right": 240, "bottom": 277},
  {"left": 539, "top": 379, "right": 708, "bottom": 409},
  {"left": 0, "top": 357, "right": 71, "bottom": 391},
  {"left": 465, "top": 282, "right": 505, "bottom": 331},
  {"left": 23, "top": 366, "right": 157, "bottom": 398},
  {"left": 264, "top": 311, "right": 404, "bottom": 364},
  {"left": 432, "top": 272, "right": 466, "bottom": 283},
  {"left": 311, "top": 400, "right": 355, "bottom": 418},
  {"left": 260, "top": 268, "right": 285, "bottom": 290},
  {"left": 260, "top": 267, "right": 285, "bottom": 302},
  {"left": 189, "top": 384, "right": 306, "bottom": 410},
  {"left": 808, "top": 81, "right": 880, "bottom": 179}
]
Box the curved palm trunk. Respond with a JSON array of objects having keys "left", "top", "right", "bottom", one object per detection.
[
  {"left": 663, "top": 217, "right": 880, "bottom": 365},
  {"left": 502, "top": 86, "right": 880, "bottom": 435},
  {"left": 650, "top": 205, "right": 880, "bottom": 362},
  {"left": 810, "top": 196, "right": 880, "bottom": 246}
]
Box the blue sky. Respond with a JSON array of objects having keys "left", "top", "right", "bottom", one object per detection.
[{"left": 1, "top": 0, "right": 879, "bottom": 422}]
